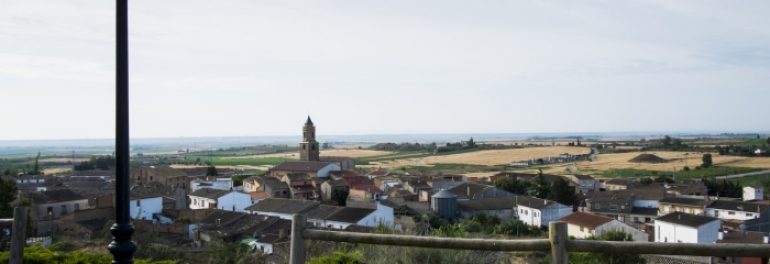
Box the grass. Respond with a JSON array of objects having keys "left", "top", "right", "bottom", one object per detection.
[
  {"left": 595, "top": 166, "right": 762, "bottom": 180},
  {"left": 727, "top": 173, "right": 770, "bottom": 187}
]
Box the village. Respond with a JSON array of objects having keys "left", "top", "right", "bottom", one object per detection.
[{"left": 2, "top": 117, "right": 769, "bottom": 263}]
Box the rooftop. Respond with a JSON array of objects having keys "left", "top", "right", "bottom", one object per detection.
[
  {"left": 245, "top": 198, "right": 320, "bottom": 214},
  {"left": 273, "top": 161, "right": 334, "bottom": 172},
  {"left": 559, "top": 212, "right": 614, "bottom": 229},
  {"left": 188, "top": 188, "right": 231, "bottom": 199},
  {"left": 656, "top": 212, "right": 719, "bottom": 228}
]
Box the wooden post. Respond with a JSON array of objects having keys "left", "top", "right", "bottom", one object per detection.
[
  {"left": 290, "top": 213, "right": 307, "bottom": 264},
  {"left": 549, "top": 221, "right": 567, "bottom": 264},
  {"left": 9, "top": 207, "right": 28, "bottom": 264}
]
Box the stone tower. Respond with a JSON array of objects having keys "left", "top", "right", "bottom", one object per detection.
[{"left": 299, "top": 116, "right": 320, "bottom": 161}]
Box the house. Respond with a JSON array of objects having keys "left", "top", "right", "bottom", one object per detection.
[
  {"left": 659, "top": 196, "right": 708, "bottom": 216},
  {"left": 566, "top": 174, "right": 598, "bottom": 194},
  {"left": 458, "top": 197, "right": 519, "bottom": 219},
  {"left": 713, "top": 230, "right": 770, "bottom": 264},
  {"left": 320, "top": 179, "right": 349, "bottom": 202},
  {"left": 281, "top": 173, "right": 318, "bottom": 200},
  {"left": 250, "top": 176, "right": 291, "bottom": 199},
  {"left": 129, "top": 183, "right": 167, "bottom": 221},
  {"left": 245, "top": 198, "right": 320, "bottom": 219},
  {"left": 188, "top": 188, "right": 252, "bottom": 212},
  {"left": 655, "top": 212, "right": 720, "bottom": 243},
  {"left": 246, "top": 198, "right": 393, "bottom": 229},
  {"left": 560, "top": 212, "right": 648, "bottom": 241},
  {"left": 603, "top": 178, "right": 638, "bottom": 191},
  {"left": 445, "top": 182, "right": 511, "bottom": 201},
  {"left": 706, "top": 200, "right": 766, "bottom": 221},
  {"left": 516, "top": 196, "right": 573, "bottom": 228},
  {"left": 27, "top": 188, "right": 89, "bottom": 220},
  {"left": 319, "top": 156, "right": 355, "bottom": 171},
  {"left": 342, "top": 176, "right": 383, "bottom": 201},
  {"left": 194, "top": 210, "right": 291, "bottom": 244},
  {"left": 270, "top": 161, "right": 341, "bottom": 178},
  {"left": 743, "top": 186, "right": 764, "bottom": 201},
  {"left": 190, "top": 177, "right": 234, "bottom": 192}
]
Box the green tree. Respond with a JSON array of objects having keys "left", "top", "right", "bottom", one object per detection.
[
  {"left": 534, "top": 170, "right": 550, "bottom": 199},
  {"left": 206, "top": 165, "right": 218, "bottom": 176},
  {"left": 494, "top": 177, "right": 530, "bottom": 195},
  {"left": 31, "top": 152, "right": 41, "bottom": 175},
  {"left": 0, "top": 178, "right": 17, "bottom": 217},
  {"left": 548, "top": 178, "right": 577, "bottom": 207},
  {"left": 494, "top": 219, "right": 541, "bottom": 237},
  {"left": 701, "top": 153, "right": 713, "bottom": 168}
]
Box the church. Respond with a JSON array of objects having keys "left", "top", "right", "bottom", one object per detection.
[{"left": 269, "top": 117, "right": 355, "bottom": 179}]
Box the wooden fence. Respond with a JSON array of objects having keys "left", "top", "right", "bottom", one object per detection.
[{"left": 289, "top": 214, "right": 770, "bottom": 264}]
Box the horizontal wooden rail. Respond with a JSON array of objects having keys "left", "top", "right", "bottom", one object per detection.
[
  {"left": 292, "top": 217, "right": 770, "bottom": 264},
  {"left": 568, "top": 240, "right": 770, "bottom": 258},
  {"left": 303, "top": 229, "right": 551, "bottom": 252}
]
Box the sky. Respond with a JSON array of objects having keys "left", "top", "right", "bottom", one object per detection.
[{"left": 1, "top": 0, "right": 769, "bottom": 140}]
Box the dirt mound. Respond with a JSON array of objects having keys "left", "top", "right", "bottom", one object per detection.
[{"left": 629, "top": 153, "right": 668, "bottom": 163}]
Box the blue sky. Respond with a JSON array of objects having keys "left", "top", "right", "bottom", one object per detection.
[{"left": 1, "top": 0, "right": 769, "bottom": 140}]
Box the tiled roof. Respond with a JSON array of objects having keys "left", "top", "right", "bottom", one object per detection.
[
  {"left": 188, "top": 188, "right": 230, "bottom": 199},
  {"left": 559, "top": 212, "right": 614, "bottom": 229},
  {"left": 707, "top": 200, "right": 767, "bottom": 213},
  {"left": 273, "top": 161, "right": 333, "bottom": 172},
  {"left": 717, "top": 230, "right": 768, "bottom": 244},
  {"left": 27, "top": 188, "right": 86, "bottom": 204},
  {"left": 656, "top": 212, "right": 719, "bottom": 228},
  {"left": 660, "top": 196, "right": 707, "bottom": 207},
  {"left": 245, "top": 198, "right": 319, "bottom": 214},
  {"left": 458, "top": 197, "right": 517, "bottom": 211},
  {"left": 630, "top": 207, "right": 659, "bottom": 216}
]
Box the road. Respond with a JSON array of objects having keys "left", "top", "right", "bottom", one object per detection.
[{"left": 714, "top": 169, "right": 770, "bottom": 180}]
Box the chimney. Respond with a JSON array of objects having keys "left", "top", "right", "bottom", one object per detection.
[
  {"left": 718, "top": 230, "right": 724, "bottom": 240},
  {"left": 763, "top": 235, "right": 769, "bottom": 244},
  {"left": 467, "top": 184, "right": 471, "bottom": 198},
  {"left": 279, "top": 229, "right": 287, "bottom": 239},
  {"left": 216, "top": 218, "right": 221, "bottom": 226}
]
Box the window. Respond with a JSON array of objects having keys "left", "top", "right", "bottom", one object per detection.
[
  {"left": 746, "top": 213, "right": 754, "bottom": 217},
  {"left": 580, "top": 226, "right": 584, "bottom": 232},
  {"left": 75, "top": 204, "right": 80, "bottom": 211},
  {"left": 61, "top": 205, "right": 68, "bottom": 215},
  {"left": 728, "top": 211, "right": 735, "bottom": 215},
  {"left": 136, "top": 200, "right": 141, "bottom": 207}
]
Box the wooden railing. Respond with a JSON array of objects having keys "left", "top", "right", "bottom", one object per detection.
[{"left": 289, "top": 214, "right": 770, "bottom": 264}]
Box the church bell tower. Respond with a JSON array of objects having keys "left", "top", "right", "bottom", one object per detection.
[{"left": 299, "top": 116, "right": 320, "bottom": 161}]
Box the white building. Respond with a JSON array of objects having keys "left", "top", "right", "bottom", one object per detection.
[
  {"left": 188, "top": 188, "right": 252, "bottom": 212},
  {"left": 246, "top": 198, "right": 394, "bottom": 230},
  {"left": 515, "top": 196, "right": 573, "bottom": 228},
  {"left": 705, "top": 200, "right": 764, "bottom": 221},
  {"left": 655, "top": 212, "right": 720, "bottom": 243},
  {"left": 28, "top": 189, "right": 89, "bottom": 219},
  {"left": 191, "top": 177, "right": 234, "bottom": 192},
  {"left": 743, "top": 186, "right": 764, "bottom": 201},
  {"left": 130, "top": 196, "right": 163, "bottom": 221},
  {"left": 560, "top": 212, "right": 649, "bottom": 242}
]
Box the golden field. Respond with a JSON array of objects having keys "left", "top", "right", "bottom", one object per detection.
[
  {"left": 541, "top": 151, "right": 770, "bottom": 174},
  {"left": 233, "top": 148, "right": 392, "bottom": 159},
  {"left": 368, "top": 146, "right": 591, "bottom": 168}
]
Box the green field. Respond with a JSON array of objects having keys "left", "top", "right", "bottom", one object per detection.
[
  {"left": 209, "top": 157, "right": 294, "bottom": 166},
  {"left": 595, "top": 166, "right": 762, "bottom": 180},
  {"left": 727, "top": 173, "right": 770, "bottom": 187},
  {"left": 394, "top": 163, "right": 502, "bottom": 174}
]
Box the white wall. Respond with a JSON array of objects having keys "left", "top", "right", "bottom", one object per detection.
[
  {"left": 655, "top": 220, "right": 719, "bottom": 243},
  {"left": 317, "top": 164, "right": 342, "bottom": 178},
  {"left": 540, "top": 206, "right": 573, "bottom": 228},
  {"left": 130, "top": 197, "right": 163, "bottom": 220},
  {"left": 189, "top": 196, "right": 216, "bottom": 210},
  {"left": 216, "top": 192, "right": 252, "bottom": 212},
  {"left": 517, "top": 206, "right": 539, "bottom": 227},
  {"left": 705, "top": 208, "right": 760, "bottom": 221},
  {"left": 35, "top": 199, "right": 89, "bottom": 219},
  {"left": 743, "top": 187, "right": 763, "bottom": 201},
  {"left": 251, "top": 210, "right": 292, "bottom": 220},
  {"left": 566, "top": 223, "right": 596, "bottom": 239},
  {"left": 191, "top": 178, "right": 234, "bottom": 192},
  {"left": 254, "top": 242, "right": 274, "bottom": 254}
]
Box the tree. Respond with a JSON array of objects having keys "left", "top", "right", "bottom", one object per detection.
[
  {"left": 206, "top": 165, "right": 218, "bottom": 176},
  {"left": 767, "top": 137, "right": 770, "bottom": 144},
  {"left": 0, "top": 178, "right": 17, "bottom": 217},
  {"left": 663, "top": 135, "right": 672, "bottom": 146},
  {"left": 640, "top": 177, "right": 653, "bottom": 185},
  {"left": 534, "top": 170, "right": 550, "bottom": 199},
  {"left": 547, "top": 178, "right": 577, "bottom": 207},
  {"left": 494, "top": 177, "right": 530, "bottom": 195},
  {"left": 31, "top": 152, "right": 41, "bottom": 175},
  {"left": 702, "top": 153, "right": 713, "bottom": 168}
]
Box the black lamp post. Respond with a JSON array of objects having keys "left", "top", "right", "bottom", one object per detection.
[{"left": 108, "top": 0, "right": 136, "bottom": 263}]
